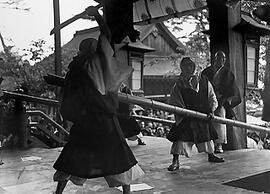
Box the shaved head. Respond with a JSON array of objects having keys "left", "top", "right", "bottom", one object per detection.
[
  {"left": 214, "top": 50, "right": 226, "bottom": 68},
  {"left": 180, "top": 57, "right": 196, "bottom": 77},
  {"left": 215, "top": 50, "right": 226, "bottom": 60},
  {"left": 79, "top": 38, "right": 98, "bottom": 57}
]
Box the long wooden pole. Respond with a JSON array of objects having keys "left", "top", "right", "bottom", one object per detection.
[
  {"left": 131, "top": 114, "right": 174, "bottom": 125},
  {"left": 118, "top": 93, "right": 270, "bottom": 134}
]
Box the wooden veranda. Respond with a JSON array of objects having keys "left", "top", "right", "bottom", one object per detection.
[{"left": 50, "top": 0, "right": 270, "bottom": 150}]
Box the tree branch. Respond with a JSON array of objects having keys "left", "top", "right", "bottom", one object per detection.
[{"left": 245, "top": 0, "right": 270, "bottom": 3}]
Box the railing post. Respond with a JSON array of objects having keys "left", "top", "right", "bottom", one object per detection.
[{"left": 13, "top": 98, "right": 28, "bottom": 148}]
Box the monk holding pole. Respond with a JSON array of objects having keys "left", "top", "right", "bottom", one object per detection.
[{"left": 167, "top": 57, "right": 224, "bottom": 172}]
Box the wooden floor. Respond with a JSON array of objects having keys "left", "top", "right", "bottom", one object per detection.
[{"left": 1, "top": 136, "right": 270, "bottom": 194}]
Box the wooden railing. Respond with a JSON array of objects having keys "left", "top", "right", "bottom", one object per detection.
[
  {"left": 2, "top": 88, "right": 270, "bottom": 148},
  {"left": 1, "top": 91, "right": 63, "bottom": 148},
  {"left": 2, "top": 91, "right": 60, "bottom": 107},
  {"left": 27, "top": 110, "right": 67, "bottom": 147},
  {"left": 27, "top": 110, "right": 69, "bottom": 136}
]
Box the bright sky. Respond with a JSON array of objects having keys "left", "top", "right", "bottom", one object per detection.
[
  {"left": 0, "top": 0, "right": 195, "bottom": 58},
  {"left": 0, "top": 0, "right": 98, "bottom": 54}
]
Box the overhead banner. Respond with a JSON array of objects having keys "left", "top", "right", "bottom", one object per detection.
[{"left": 133, "top": 0, "right": 207, "bottom": 25}]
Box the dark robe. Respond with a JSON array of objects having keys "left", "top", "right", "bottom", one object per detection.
[
  {"left": 167, "top": 76, "right": 218, "bottom": 144},
  {"left": 53, "top": 57, "right": 137, "bottom": 178},
  {"left": 117, "top": 86, "right": 141, "bottom": 138},
  {"left": 202, "top": 66, "right": 241, "bottom": 119}
]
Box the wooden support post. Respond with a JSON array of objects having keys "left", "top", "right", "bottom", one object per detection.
[
  {"left": 13, "top": 99, "right": 28, "bottom": 148},
  {"left": 53, "top": 0, "right": 62, "bottom": 76},
  {"left": 207, "top": 0, "right": 246, "bottom": 150},
  {"left": 53, "top": 0, "right": 62, "bottom": 104},
  {"left": 52, "top": 0, "right": 62, "bottom": 125},
  {"left": 262, "top": 43, "right": 270, "bottom": 121}
]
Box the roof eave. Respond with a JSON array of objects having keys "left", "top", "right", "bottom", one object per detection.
[
  {"left": 234, "top": 13, "right": 270, "bottom": 36},
  {"left": 124, "top": 41, "right": 155, "bottom": 53}
]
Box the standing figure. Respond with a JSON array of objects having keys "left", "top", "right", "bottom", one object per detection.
[
  {"left": 118, "top": 83, "right": 146, "bottom": 145},
  {"left": 202, "top": 50, "right": 241, "bottom": 153},
  {"left": 167, "top": 57, "right": 224, "bottom": 172},
  {"left": 53, "top": 7, "right": 144, "bottom": 194}
]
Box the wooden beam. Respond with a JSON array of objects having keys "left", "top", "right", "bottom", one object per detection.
[{"left": 2, "top": 91, "right": 60, "bottom": 107}]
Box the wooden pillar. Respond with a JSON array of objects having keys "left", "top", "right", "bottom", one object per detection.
[
  {"left": 207, "top": 0, "right": 246, "bottom": 149},
  {"left": 262, "top": 43, "right": 270, "bottom": 121},
  {"left": 53, "top": 0, "right": 62, "bottom": 103},
  {"left": 53, "top": 0, "right": 62, "bottom": 76},
  {"left": 14, "top": 99, "right": 28, "bottom": 148}
]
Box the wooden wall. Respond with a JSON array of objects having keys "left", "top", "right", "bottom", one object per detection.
[{"left": 142, "top": 32, "right": 177, "bottom": 56}]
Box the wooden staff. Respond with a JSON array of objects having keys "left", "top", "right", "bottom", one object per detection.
[
  {"left": 118, "top": 93, "right": 270, "bottom": 134},
  {"left": 50, "top": 4, "right": 102, "bottom": 35},
  {"left": 131, "top": 114, "right": 174, "bottom": 125}
]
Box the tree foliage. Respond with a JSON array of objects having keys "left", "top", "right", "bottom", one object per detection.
[
  {"left": 0, "top": 38, "right": 54, "bottom": 96},
  {"left": 185, "top": 10, "right": 210, "bottom": 72},
  {"left": 241, "top": 0, "right": 266, "bottom": 13},
  {"left": 0, "top": 0, "right": 30, "bottom": 11},
  {"left": 165, "top": 9, "right": 210, "bottom": 74}
]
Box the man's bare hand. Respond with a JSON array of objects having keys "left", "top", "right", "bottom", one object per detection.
[{"left": 207, "top": 112, "right": 215, "bottom": 120}]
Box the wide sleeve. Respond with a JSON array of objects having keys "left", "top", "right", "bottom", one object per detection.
[
  {"left": 208, "top": 81, "right": 218, "bottom": 112},
  {"left": 97, "top": 34, "right": 133, "bottom": 93},
  {"left": 222, "top": 69, "right": 242, "bottom": 108},
  {"left": 60, "top": 68, "right": 118, "bottom": 124},
  {"left": 169, "top": 84, "right": 186, "bottom": 125},
  {"left": 225, "top": 82, "right": 242, "bottom": 108},
  {"left": 86, "top": 35, "right": 113, "bottom": 95},
  {"left": 97, "top": 34, "right": 114, "bottom": 64},
  {"left": 219, "top": 68, "right": 237, "bottom": 98}
]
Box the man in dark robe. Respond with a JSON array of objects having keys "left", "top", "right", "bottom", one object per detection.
[
  {"left": 202, "top": 50, "right": 241, "bottom": 153},
  {"left": 167, "top": 57, "right": 224, "bottom": 172},
  {"left": 53, "top": 6, "right": 143, "bottom": 194}
]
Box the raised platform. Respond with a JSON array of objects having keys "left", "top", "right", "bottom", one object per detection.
[{"left": 1, "top": 136, "right": 270, "bottom": 193}]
